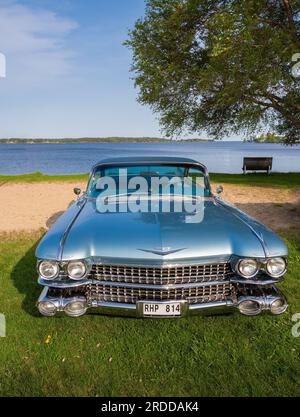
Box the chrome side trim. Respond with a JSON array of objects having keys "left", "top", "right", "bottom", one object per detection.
[
  {"left": 58, "top": 198, "right": 87, "bottom": 260},
  {"left": 215, "top": 198, "right": 269, "bottom": 256}
]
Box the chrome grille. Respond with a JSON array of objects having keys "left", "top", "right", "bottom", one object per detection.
[
  {"left": 91, "top": 263, "right": 232, "bottom": 285},
  {"left": 87, "top": 282, "right": 233, "bottom": 305}
]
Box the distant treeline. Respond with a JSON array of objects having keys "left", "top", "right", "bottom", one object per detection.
[
  {"left": 0, "top": 137, "right": 212, "bottom": 144},
  {"left": 252, "top": 133, "right": 284, "bottom": 144}
]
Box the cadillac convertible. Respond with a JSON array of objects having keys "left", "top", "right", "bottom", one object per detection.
[{"left": 36, "top": 157, "right": 288, "bottom": 318}]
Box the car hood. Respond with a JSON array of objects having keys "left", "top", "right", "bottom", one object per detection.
[{"left": 44, "top": 198, "right": 287, "bottom": 265}]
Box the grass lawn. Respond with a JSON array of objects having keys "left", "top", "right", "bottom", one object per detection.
[
  {"left": 0, "top": 171, "right": 300, "bottom": 189},
  {"left": 0, "top": 172, "right": 89, "bottom": 184},
  {"left": 0, "top": 232, "right": 300, "bottom": 396},
  {"left": 210, "top": 172, "right": 300, "bottom": 188}
]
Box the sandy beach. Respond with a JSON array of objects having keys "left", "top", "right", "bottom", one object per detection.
[{"left": 0, "top": 181, "right": 299, "bottom": 233}]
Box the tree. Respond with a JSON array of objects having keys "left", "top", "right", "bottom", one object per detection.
[
  {"left": 254, "top": 132, "right": 284, "bottom": 143},
  {"left": 126, "top": 0, "right": 300, "bottom": 144}
]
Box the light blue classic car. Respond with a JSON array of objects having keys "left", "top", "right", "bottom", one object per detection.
[{"left": 36, "top": 157, "right": 288, "bottom": 318}]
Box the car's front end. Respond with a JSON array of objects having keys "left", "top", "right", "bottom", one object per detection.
[
  {"left": 36, "top": 255, "right": 288, "bottom": 318},
  {"left": 35, "top": 157, "right": 288, "bottom": 319}
]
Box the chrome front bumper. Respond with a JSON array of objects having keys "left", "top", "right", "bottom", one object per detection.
[{"left": 37, "top": 284, "right": 288, "bottom": 318}]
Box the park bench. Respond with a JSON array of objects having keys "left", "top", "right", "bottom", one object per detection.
[{"left": 243, "top": 157, "right": 273, "bottom": 174}]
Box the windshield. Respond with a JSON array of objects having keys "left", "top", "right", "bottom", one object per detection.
[{"left": 87, "top": 164, "right": 211, "bottom": 199}]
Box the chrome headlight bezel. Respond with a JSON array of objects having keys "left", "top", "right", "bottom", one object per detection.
[
  {"left": 266, "top": 257, "right": 287, "bottom": 278},
  {"left": 237, "top": 258, "right": 260, "bottom": 279},
  {"left": 238, "top": 299, "right": 262, "bottom": 316},
  {"left": 64, "top": 299, "right": 87, "bottom": 317},
  {"left": 67, "top": 260, "right": 87, "bottom": 281},
  {"left": 38, "top": 260, "right": 59, "bottom": 280},
  {"left": 270, "top": 298, "right": 288, "bottom": 315},
  {"left": 38, "top": 301, "right": 57, "bottom": 316}
]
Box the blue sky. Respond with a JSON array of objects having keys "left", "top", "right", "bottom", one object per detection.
[
  {"left": 0, "top": 0, "right": 242, "bottom": 140},
  {"left": 0, "top": 0, "right": 169, "bottom": 138}
]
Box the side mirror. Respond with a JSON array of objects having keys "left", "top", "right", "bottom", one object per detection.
[
  {"left": 216, "top": 185, "right": 224, "bottom": 195},
  {"left": 73, "top": 187, "right": 81, "bottom": 197}
]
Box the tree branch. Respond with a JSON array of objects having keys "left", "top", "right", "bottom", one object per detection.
[
  {"left": 264, "top": 92, "right": 300, "bottom": 129},
  {"left": 246, "top": 91, "right": 300, "bottom": 129},
  {"left": 266, "top": 92, "right": 300, "bottom": 111},
  {"left": 248, "top": 96, "right": 273, "bottom": 108},
  {"left": 281, "top": 0, "right": 300, "bottom": 46}
]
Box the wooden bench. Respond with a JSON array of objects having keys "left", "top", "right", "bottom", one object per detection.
[{"left": 243, "top": 157, "right": 273, "bottom": 174}]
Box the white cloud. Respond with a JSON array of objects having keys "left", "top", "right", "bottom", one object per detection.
[{"left": 0, "top": 1, "right": 78, "bottom": 83}]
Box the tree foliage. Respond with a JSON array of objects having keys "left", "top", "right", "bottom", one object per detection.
[
  {"left": 126, "top": 0, "right": 300, "bottom": 144},
  {"left": 253, "top": 132, "right": 284, "bottom": 143}
]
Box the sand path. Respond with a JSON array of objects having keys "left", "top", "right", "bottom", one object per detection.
[{"left": 0, "top": 182, "right": 299, "bottom": 233}]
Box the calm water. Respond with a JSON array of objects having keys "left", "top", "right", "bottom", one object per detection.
[{"left": 0, "top": 142, "right": 299, "bottom": 174}]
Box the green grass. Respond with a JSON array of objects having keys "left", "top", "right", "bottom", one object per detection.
[
  {"left": 210, "top": 172, "right": 300, "bottom": 188},
  {"left": 1, "top": 171, "right": 300, "bottom": 188},
  {"left": 0, "top": 232, "right": 300, "bottom": 396},
  {"left": 0, "top": 172, "right": 88, "bottom": 184}
]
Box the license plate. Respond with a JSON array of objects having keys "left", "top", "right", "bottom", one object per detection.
[{"left": 142, "top": 302, "right": 181, "bottom": 317}]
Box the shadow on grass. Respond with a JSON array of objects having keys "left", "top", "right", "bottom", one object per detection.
[
  {"left": 11, "top": 206, "right": 72, "bottom": 317},
  {"left": 11, "top": 237, "right": 43, "bottom": 318}
]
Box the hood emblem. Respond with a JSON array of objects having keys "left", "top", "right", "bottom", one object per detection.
[{"left": 138, "top": 247, "right": 186, "bottom": 256}]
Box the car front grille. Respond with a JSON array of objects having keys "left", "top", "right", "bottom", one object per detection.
[
  {"left": 86, "top": 282, "right": 233, "bottom": 305},
  {"left": 91, "top": 263, "right": 232, "bottom": 285}
]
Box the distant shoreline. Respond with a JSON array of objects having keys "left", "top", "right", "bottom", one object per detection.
[{"left": 0, "top": 137, "right": 213, "bottom": 144}]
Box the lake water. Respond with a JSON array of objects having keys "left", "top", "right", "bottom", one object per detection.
[{"left": 0, "top": 141, "right": 299, "bottom": 174}]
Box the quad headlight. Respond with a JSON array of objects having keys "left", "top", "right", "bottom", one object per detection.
[
  {"left": 266, "top": 257, "right": 286, "bottom": 277},
  {"left": 38, "top": 260, "right": 59, "bottom": 280},
  {"left": 67, "top": 260, "right": 87, "bottom": 280},
  {"left": 237, "top": 259, "right": 259, "bottom": 278}
]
